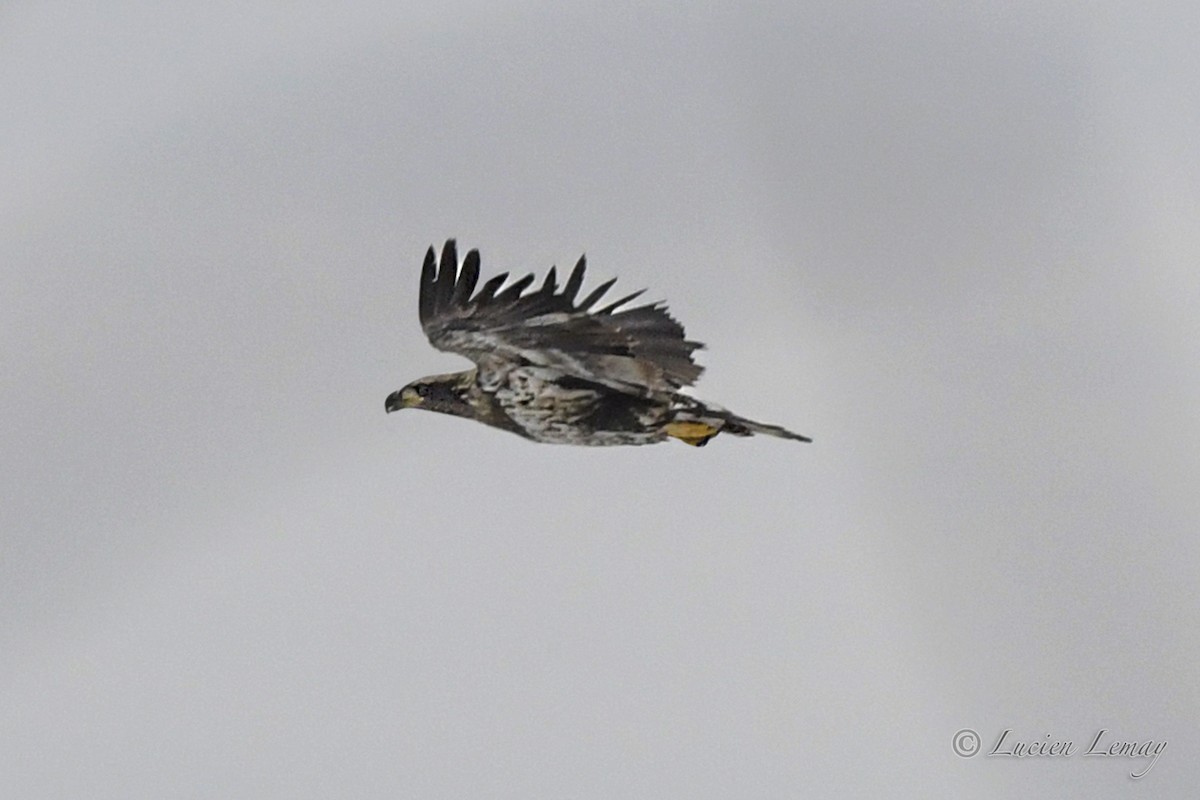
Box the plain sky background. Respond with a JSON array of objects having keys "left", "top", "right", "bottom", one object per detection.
[{"left": 3, "top": 2, "right": 1198, "bottom": 797}]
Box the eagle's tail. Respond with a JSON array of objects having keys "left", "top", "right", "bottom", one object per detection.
[{"left": 665, "top": 400, "right": 811, "bottom": 446}]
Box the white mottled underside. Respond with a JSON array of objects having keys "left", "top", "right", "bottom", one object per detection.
[{"left": 492, "top": 366, "right": 669, "bottom": 446}]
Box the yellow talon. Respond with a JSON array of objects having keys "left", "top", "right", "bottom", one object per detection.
[{"left": 665, "top": 420, "right": 719, "bottom": 446}]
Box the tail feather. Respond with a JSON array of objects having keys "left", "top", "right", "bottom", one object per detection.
[
  {"left": 719, "top": 413, "right": 811, "bottom": 442},
  {"left": 669, "top": 400, "right": 811, "bottom": 444}
]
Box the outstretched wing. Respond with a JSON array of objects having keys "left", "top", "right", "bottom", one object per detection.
[{"left": 418, "top": 240, "right": 704, "bottom": 394}]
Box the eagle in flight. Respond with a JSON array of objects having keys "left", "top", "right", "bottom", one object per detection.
[{"left": 386, "top": 240, "right": 810, "bottom": 447}]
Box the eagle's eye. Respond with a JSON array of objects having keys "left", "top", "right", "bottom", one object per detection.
[{"left": 416, "top": 383, "right": 430, "bottom": 396}]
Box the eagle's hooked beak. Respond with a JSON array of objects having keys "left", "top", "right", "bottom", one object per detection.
[{"left": 385, "top": 386, "right": 421, "bottom": 413}]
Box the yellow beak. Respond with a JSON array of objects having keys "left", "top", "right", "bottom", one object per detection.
[{"left": 385, "top": 386, "right": 423, "bottom": 413}]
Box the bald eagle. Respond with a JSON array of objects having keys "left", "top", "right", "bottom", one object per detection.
[{"left": 386, "top": 240, "right": 810, "bottom": 447}]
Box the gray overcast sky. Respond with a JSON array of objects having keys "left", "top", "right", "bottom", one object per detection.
[{"left": 3, "top": 2, "right": 1198, "bottom": 796}]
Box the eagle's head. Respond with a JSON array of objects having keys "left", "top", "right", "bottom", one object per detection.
[{"left": 385, "top": 369, "right": 477, "bottom": 419}]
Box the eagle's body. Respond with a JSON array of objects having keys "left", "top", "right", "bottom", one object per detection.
[
  {"left": 386, "top": 241, "right": 810, "bottom": 447},
  {"left": 473, "top": 366, "right": 670, "bottom": 446}
]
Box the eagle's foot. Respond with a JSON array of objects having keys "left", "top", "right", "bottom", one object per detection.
[{"left": 665, "top": 420, "right": 720, "bottom": 447}]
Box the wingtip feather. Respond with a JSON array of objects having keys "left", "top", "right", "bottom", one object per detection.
[
  {"left": 578, "top": 277, "right": 617, "bottom": 310},
  {"left": 563, "top": 256, "right": 586, "bottom": 301},
  {"left": 418, "top": 245, "right": 438, "bottom": 323},
  {"left": 453, "top": 249, "right": 481, "bottom": 305}
]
